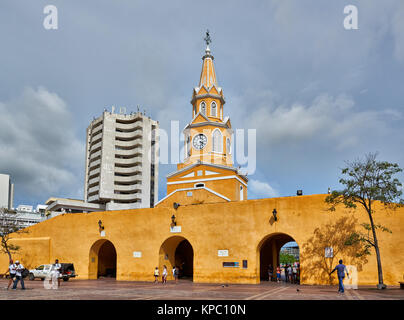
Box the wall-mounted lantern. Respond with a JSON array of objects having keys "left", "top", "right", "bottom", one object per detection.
[
  {"left": 171, "top": 214, "right": 177, "bottom": 227},
  {"left": 272, "top": 209, "right": 278, "bottom": 221},
  {"left": 173, "top": 202, "right": 180, "bottom": 210},
  {"left": 98, "top": 220, "right": 104, "bottom": 231}
]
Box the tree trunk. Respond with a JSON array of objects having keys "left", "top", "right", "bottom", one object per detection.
[
  {"left": 368, "top": 210, "right": 385, "bottom": 288},
  {"left": 1, "top": 236, "right": 12, "bottom": 261}
]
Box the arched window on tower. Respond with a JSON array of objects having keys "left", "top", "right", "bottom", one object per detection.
[
  {"left": 186, "top": 135, "right": 191, "bottom": 157},
  {"left": 212, "top": 129, "right": 223, "bottom": 153},
  {"left": 211, "top": 101, "right": 217, "bottom": 117},
  {"left": 240, "top": 185, "right": 244, "bottom": 200},
  {"left": 200, "top": 101, "right": 206, "bottom": 115}
]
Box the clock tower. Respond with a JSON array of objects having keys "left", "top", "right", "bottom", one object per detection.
[{"left": 156, "top": 31, "right": 248, "bottom": 207}]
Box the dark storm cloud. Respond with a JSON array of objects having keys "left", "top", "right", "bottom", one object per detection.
[{"left": 0, "top": 0, "right": 403, "bottom": 203}]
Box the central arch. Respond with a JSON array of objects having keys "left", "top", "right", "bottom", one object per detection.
[
  {"left": 257, "top": 233, "right": 299, "bottom": 282},
  {"left": 159, "top": 236, "right": 194, "bottom": 281},
  {"left": 88, "top": 239, "right": 117, "bottom": 279}
]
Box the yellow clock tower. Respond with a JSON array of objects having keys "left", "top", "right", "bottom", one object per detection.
[{"left": 157, "top": 31, "right": 248, "bottom": 207}]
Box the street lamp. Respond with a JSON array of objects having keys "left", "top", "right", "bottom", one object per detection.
[
  {"left": 272, "top": 209, "right": 278, "bottom": 221},
  {"left": 171, "top": 214, "right": 177, "bottom": 227}
]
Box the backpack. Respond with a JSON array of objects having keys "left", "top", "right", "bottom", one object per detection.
[{"left": 21, "top": 268, "right": 29, "bottom": 278}]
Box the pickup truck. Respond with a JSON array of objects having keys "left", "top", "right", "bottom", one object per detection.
[{"left": 28, "top": 263, "right": 76, "bottom": 281}]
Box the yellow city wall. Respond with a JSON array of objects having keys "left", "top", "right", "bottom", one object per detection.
[{"left": 1, "top": 194, "right": 403, "bottom": 286}]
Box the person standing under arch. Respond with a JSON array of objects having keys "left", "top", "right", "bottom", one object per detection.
[
  {"left": 276, "top": 266, "right": 281, "bottom": 283},
  {"left": 162, "top": 265, "right": 167, "bottom": 284},
  {"left": 154, "top": 267, "right": 159, "bottom": 283},
  {"left": 268, "top": 264, "right": 273, "bottom": 282}
]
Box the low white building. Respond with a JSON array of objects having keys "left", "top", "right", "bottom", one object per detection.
[{"left": 1, "top": 204, "right": 45, "bottom": 229}]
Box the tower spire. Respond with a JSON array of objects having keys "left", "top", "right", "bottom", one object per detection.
[{"left": 199, "top": 30, "right": 217, "bottom": 88}]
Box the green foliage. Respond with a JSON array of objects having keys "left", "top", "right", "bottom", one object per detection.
[
  {"left": 325, "top": 152, "right": 404, "bottom": 287},
  {"left": 325, "top": 152, "right": 404, "bottom": 212},
  {"left": 279, "top": 252, "right": 296, "bottom": 264}
]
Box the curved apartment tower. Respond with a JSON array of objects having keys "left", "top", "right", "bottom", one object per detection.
[{"left": 84, "top": 109, "right": 159, "bottom": 210}]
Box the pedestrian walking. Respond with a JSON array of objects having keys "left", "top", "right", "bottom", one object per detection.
[
  {"left": 3, "top": 259, "right": 16, "bottom": 290},
  {"left": 330, "top": 259, "right": 349, "bottom": 294},
  {"left": 173, "top": 266, "right": 179, "bottom": 283},
  {"left": 284, "top": 264, "right": 289, "bottom": 282},
  {"left": 268, "top": 264, "right": 273, "bottom": 282},
  {"left": 154, "top": 267, "right": 159, "bottom": 283},
  {"left": 162, "top": 265, "right": 167, "bottom": 284},
  {"left": 276, "top": 265, "right": 281, "bottom": 283},
  {"left": 287, "top": 265, "right": 293, "bottom": 283},
  {"left": 12, "top": 260, "right": 25, "bottom": 290},
  {"left": 296, "top": 263, "right": 301, "bottom": 284},
  {"left": 292, "top": 264, "right": 298, "bottom": 284}
]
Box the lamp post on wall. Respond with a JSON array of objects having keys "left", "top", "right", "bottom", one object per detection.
[
  {"left": 98, "top": 220, "right": 104, "bottom": 231},
  {"left": 272, "top": 209, "right": 278, "bottom": 221},
  {"left": 171, "top": 214, "right": 177, "bottom": 227}
]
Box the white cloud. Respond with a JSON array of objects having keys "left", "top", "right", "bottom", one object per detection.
[
  {"left": 0, "top": 87, "right": 85, "bottom": 202},
  {"left": 249, "top": 179, "right": 279, "bottom": 199},
  {"left": 243, "top": 93, "right": 400, "bottom": 150}
]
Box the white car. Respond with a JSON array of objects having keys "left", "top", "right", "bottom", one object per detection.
[
  {"left": 28, "top": 263, "right": 76, "bottom": 281},
  {"left": 28, "top": 264, "right": 55, "bottom": 281}
]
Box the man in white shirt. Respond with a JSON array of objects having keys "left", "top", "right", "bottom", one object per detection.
[
  {"left": 3, "top": 259, "right": 16, "bottom": 290},
  {"left": 52, "top": 259, "right": 62, "bottom": 288},
  {"left": 12, "top": 260, "right": 25, "bottom": 290}
]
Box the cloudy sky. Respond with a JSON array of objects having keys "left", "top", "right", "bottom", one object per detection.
[{"left": 0, "top": 0, "right": 403, "bottom": 207}]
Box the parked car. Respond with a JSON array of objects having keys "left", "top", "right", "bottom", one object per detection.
[{"left": 28, "top": 263, "right": 76, "bottom": 281}]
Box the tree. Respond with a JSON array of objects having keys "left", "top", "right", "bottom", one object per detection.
[
  {"left": 0, "top": 208, "right": 29, "bottom": 260},
  {"left": 326, "top": 152, "right": 404, "bottom": 289},
  {"left": 279, "top": 252, "right": 296, "bottom": 265}
]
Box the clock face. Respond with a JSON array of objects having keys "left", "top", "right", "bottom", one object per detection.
[{"left": 192, "top": 134, "right": 207, "bottom": 150}]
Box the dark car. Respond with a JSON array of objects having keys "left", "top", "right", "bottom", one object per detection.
[{"left": 60, "top": 263, "right": 76, "bottom": 281}]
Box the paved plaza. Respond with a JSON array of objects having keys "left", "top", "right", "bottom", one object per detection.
[{"left": 1, "top": 278, "right": 403, "bottom": 300}]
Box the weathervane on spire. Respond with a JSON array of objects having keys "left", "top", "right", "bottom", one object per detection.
[{"left": 204, "top": 29, "right": 212, "bottom": 47}]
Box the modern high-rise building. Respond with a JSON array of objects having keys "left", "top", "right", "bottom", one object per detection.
[
  {"left": 0, "top": 173, "right": 14, "bottom": 210},
  {"left": 84, "top": 108, "right": 159, "bottom": 210}
]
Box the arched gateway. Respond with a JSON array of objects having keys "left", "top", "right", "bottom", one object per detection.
[
  {"left": 159, "top": 236, "right": 194, "bottom": 281},
  {"left": 89, "top": 239, "right": 117, "bottom": 279},
  {"left": 258, "top": 233, "right": 299, "bottom": 282}
]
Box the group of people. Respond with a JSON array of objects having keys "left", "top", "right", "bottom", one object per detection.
[
  {"left": 2, "top": 259, "right": 62, "bottom": 290},
  {"left": 268, "top": 262, "right": 300, "bottom": 284},
  {"left": 154, "top": 265, "right": 179, "bottom": 284},
  {"left": 3, "top": 259, "right": 26, "bottom": 290}
]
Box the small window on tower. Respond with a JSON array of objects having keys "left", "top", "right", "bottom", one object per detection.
[
  {"left": 200, "top": 101, "right": 206, "bottom": 115},
  {"left": 211, "top": 101, "right": 217, "bottom": 117},
  {"left": 227, "top": 138, "right": 231, "bottom": 154}
]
